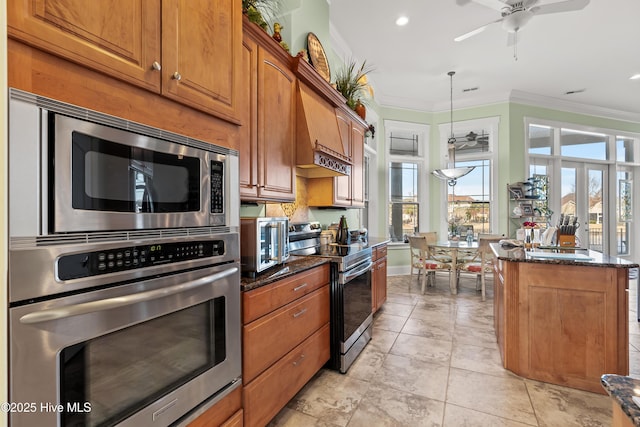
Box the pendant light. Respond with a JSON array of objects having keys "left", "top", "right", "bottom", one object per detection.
[{"left": 432, "top": 71, "right": 475, "bottom": 186}]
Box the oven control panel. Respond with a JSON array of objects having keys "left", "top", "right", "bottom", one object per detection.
[{"left": 57, "top": 240, "right": 226, "bottom": 280}]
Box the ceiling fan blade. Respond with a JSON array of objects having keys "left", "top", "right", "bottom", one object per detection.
[
  {"left": 530, "top": 0, "right": 590, "bottom": 15},
  {"left": 454, "top": 18, "right": 503, "bottom": 42},
  {"left": 467, "top": 0, "right": 510, "bottom": 12}
]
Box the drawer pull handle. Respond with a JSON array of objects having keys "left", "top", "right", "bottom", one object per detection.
[
  {"left": 293, "top": 308, "right": 307, "bottom": 318},
  {"left": 293, "top": 283, "right": 308, "bottom": 292},
  {"left": 293, "top": 354, "right": 306, "bottom": 366}
]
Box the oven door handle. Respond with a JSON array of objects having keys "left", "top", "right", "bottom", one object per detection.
[
  {"left": 341, "top": 260, "right": 373, "bottom": 284},
  {"left": 19, "top": 266, "right": 238, "bottom": 325}
]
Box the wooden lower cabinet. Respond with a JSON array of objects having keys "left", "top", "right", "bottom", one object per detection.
[
  {"left": 242, "top": 264, "right": 331, "bottom": 427},
  {"left": 372, "top": 244, "right": 388, "bottom": 313},
  {"left": 494, "top": 259, "right": 629, "bottom": 394},
  {"left": 188, "top": 386, "right": 242, "bottom": 427},
  {"left": 221, "top": 410, "right": 244, "bottom": 427},
  {"left": 243, "top": 286, "right": 329, "bottom": 383},
  {"left": 243, "top": 325, "right": 330, "bottom": 427}
]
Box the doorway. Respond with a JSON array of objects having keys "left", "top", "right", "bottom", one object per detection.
[{"left": 561, "top": 162, "right": 607, "bottom": 252}]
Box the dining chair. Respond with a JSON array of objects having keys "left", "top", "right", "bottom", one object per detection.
[
  {"left": 408, "top": 235, "right": 452, "bottom": 294},
  {"left": 457, "top": 234, "right": 503, "bottom": 301}
]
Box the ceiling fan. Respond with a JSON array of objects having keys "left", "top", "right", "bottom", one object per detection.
[
  {"left": 452, "top": 131, "right": 490, "bottom": 149},
  {"left": 455, "top": 0, "right": 590, "bottom": 43}
]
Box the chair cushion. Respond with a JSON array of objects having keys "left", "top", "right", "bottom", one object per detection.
[{"left": 460, "top": 262, "right": 482, "bottom": 272}]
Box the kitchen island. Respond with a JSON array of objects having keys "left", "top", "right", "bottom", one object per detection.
[{"left": 491, "top": 244, "right": 639, "bottom": 394}]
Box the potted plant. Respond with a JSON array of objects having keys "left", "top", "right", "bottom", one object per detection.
[
  {"left": 242, "top": 0, "right": 281, "bottom": 31},
  {"left": 334, "top": 58, "right": 374, "bottom": 116}
]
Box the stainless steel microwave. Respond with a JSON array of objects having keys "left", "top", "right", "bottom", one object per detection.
[
  {"left": 8, "top": 89, "right": 239, "bottom": 237},
  {"left": 240, "top": 217, "right": 289, "bottom": 277}
]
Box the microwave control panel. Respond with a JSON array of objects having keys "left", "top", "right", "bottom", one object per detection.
[
  {"left": 211, "top": 160, "right": 224, "bottom": 214},
  {"left": 57, "top": 240, "right": 226, "bottom": 281}
]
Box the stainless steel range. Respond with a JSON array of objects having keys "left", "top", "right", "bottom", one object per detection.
[{"left": 289, "top": 222, "right": 373, "bottom": 373}]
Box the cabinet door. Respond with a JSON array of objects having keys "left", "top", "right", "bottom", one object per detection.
[
  {"left": 373, "top": 255, "right": 388, "bottom": 312},
  {"left": 162, "top": 0, "right": 242, "bottom": 124},
  {"left": 8, "top": 0, "right": 161, "bottom": 91},
  {"left": 350, "top": 124, "right": 366, "bottom": 207},
  {"left": 239, "top": 35, "right": 259, "bottom": 199},
  {"left": 333, "top": 111, "right": 352, "bottom": 206},
  {"left": 256, "top": 48, "right": 296, "bottom": 201}
]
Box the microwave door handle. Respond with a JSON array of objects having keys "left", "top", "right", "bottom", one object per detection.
[
  {"left": 19, "top": 266, "right": 238, "bottom": 324},
  {"left": 265, "top": 224, "right": 276, "bottom": 262},
  {"left": 277, "top": 221, "right": 287, "bottom": 263}
]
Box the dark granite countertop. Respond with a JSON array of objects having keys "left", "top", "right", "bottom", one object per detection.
[
  {"left": 601, "top": 374, "right": 640, "bottom": 426},
  {"left": 241, "top": 256, "right": 330, "bottom": 292},
  {"left": 491, "top": 243, "right": 639, "bottom": 269},
  {"left": 367, "top": 238, "right": 390, "bottom": 248}
]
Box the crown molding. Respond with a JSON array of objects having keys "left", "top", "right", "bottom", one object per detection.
[{"left": 509, "top": 90, "right": 640, "bottom": 124}]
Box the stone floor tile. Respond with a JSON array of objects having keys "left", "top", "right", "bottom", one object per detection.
[
  {"left": 443, "top": 403, "right": 537, "bottom": 426},
  {"left": 446, "top": 368, "right": 537, "bottom": 425},
  {"left": 525, "top": 379, "right": 611, "bottom": 427}
]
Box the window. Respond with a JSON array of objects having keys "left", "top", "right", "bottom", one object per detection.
[
  {"left": 526, "top": 118, "right": 639, "bottom": 257},
  {"left": 448, "top": 159, "right": 492, "bottom": 235},
  {"left": 617, "top": 170, "right": 633, "bottom": 255},
  {"left": 389, "top": 162, "right": 419, "bottom": 241},
  {"left": 440, "top": 117, "right": 499, "bottom": 238},
  {"left": 385, "top": 121, "right": 429, "bottom": 243},
  {"left": 529, "top": 124, "right": 552, "bottom": 155},
  {"left": 560, "top": 128, "right": 607, "bottom": 160}
]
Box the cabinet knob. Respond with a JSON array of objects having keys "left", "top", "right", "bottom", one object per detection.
[
  {"left": 172, "top": 72, "right": 182, "bottom": 81},
  {"left": 151, "top": 61, "right": 161, "bottom": 71}
]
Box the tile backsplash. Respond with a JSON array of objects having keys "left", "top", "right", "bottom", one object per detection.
[{"left": 241, "top": 177, "right": 362, "bottom": 230}]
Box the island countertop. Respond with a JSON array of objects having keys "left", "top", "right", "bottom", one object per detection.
[
  {"left": 491, "top": 243, "right": 639, "bottom": 269},
  {"left": 601, "top": 374, "right": 640, "bottom": 426}
]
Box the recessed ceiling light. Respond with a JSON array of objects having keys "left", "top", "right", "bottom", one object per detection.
[
  {"left": 395, "top": 16, "right": 409, "bottom": 26},
  {"left": 630, "top": 74, "right": 640, "bottom": 80}
]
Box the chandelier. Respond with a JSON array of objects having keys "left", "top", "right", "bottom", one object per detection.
[{"left": 432, "top": 71, "right": 474, "bottom": 186}]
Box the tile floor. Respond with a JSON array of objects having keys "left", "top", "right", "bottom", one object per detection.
[{"left": 269, "top": 272, "right": 640, "bottom": 427}]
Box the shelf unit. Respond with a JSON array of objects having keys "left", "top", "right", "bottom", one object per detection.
[{"left": 507, "top": 175, "right": 550, "bottom": 238}]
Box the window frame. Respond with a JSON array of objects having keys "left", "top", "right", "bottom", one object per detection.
[
  {"left": 384, "top": 120, "right": 429, "bottom": 244},
  {"left": 437, "top": 117, "right": 500, "bottom": 238}
]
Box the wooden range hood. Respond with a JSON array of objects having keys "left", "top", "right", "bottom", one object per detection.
[{"left": 293, "top": 58, "right": 352, "bottom": 178}]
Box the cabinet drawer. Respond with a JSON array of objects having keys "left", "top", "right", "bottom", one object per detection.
[
  {"left": 243, "top": 285, "right": 329, "bottom": 383},
  {"left": 243, "top": 264, "right": 329, "bottom": 323},
  {"left": 243, "top": 324, "right": 330, "bottom": 427},
  {"left": 375, "top": 244, "right": 387, "bottom": 260}
]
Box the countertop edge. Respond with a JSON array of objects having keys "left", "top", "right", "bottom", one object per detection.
[
  {"left": 241, "top": 256, "right": 330, "bottom": 291},
  {"left": 491, "top": 243, "right": 639, "bottom": 268},
  {"left": 601, "top": 374, "right": 640, "bottom": 426}
]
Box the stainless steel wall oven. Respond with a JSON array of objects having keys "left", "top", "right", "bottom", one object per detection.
[{"left": 7, "top": 89, "right": 242, "bottom": 427}]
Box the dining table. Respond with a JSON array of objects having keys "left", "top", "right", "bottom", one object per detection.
[{"left": 431, "top": 240, "right": 479, "bottom": 294}]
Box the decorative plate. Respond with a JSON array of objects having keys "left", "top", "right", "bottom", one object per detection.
[{"left": 307, "top": 32, "right": 331, "bottom": 83}]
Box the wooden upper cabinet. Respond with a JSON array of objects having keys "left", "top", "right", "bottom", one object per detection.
[
  {"left": 256, "top": 47, "right": 296, "bottom": 201},
  {"left": 240, "top": 19, "right": 296, "bottom": 202},
  {"left": 9, "top": 0, "right": 242, "bottom": 124},
  {"left": 8, "top": 0, "right": 161, "bottom": 91},
  {"left": 162, "top": 0, "right": 242, "bottom": 123},
  {"left": 350, "top": 123, "right": 366, "bottom": 206}
]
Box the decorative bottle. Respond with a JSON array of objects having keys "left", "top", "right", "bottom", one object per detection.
[{"left": 337, "top": 215, "right": 349, "bottom": 245}]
